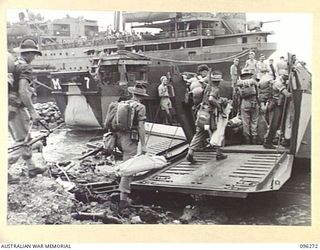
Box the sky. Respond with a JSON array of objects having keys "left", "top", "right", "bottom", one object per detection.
[{"left": 6, "top": 9, "right": 313, "bottom": 69}]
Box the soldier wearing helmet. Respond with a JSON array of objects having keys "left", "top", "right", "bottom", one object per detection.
[
  {"left": 186, "top": 68, "right": 228, "bottom": 163},
  {"left": 8, "top": 39, "right": 45, "bottom": 181},
  {"left": 236, "top": 68, "right": 259, "bottom": 144}
]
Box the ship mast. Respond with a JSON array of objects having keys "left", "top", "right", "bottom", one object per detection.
[{"left": 114, "top": 11, "right": 122, "bottom": 32}]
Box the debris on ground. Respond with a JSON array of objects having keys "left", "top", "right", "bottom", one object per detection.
[
  {"left": 179, "top": 205, "right": 200, "bottom": 224},
  {"left": 34, "top": 102, "right": 64, "bottom": 129},
  {"left": 7, "top": 110, "right": 311, "bottom": 225},
  {"left": 7, "top": 175, "right": 75, "bottom": 225}
]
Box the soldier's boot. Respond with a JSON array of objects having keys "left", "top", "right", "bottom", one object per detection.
[
  {"left": 119, "top": 199, "right": 130, "bottom": 211},
  {"left": 186, "top": 149, "right": 197, "bottom": 163},
  {"left": 216, "top": 147, "right": 228, "bottom": 161},
  {"left": 186, "top": 153, "right": 196, "bottom": 164},
  {"left": 263, "top": 140, "right": 276, "bottom": 149},
  {"left": 119, "top": 192, "right": 131, "bottom": 211},
  {"left": 281, "top": 139, "right": 291, "bottom": 148},
  {"left": 216, "top": 153, "right": 228, "bottom": 161}
]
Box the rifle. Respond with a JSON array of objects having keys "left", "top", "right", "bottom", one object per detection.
[
  {"left": 8, "top": 122, "right": 65, "bottom": 153},
  {"left": 77, "top": 142, "right": 123, "bottom": 161}
]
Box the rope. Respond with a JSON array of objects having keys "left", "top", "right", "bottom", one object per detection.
[
  {"left": 165, "top": 126, "right": 180, "bottom": 157},
  {"left": 126, "top": 49, "right": 251, "bottom": 65},
  {"left": 145, "top": 105, "right": 161, "bottom": 146}
]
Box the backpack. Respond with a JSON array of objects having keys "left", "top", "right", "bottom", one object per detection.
[
  {"left": 237, "top": 79, "right": 257, "bottom": 98},
  {"left": 104, "top": 100, "right": 137, "bottom": 131},
  {"left": 195, "top": 104, "right": 216, "bottom": 131},
  {"left": 192, "top": 86, "right": 204, "bottom": 106}
]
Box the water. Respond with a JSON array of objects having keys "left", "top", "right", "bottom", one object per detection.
[{"left": 42, "top": 128, "right": 311, "bottom": 225}]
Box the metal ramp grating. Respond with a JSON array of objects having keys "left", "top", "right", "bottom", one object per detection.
[
  {"left": 146, "top": 136, "right": 184, "bottom": 155},
  {"left": 226, "top": 153, "right": 283, "bottom": 191},
  {"left": 133, "top": 149, "right": 287, "bottom": 197}
]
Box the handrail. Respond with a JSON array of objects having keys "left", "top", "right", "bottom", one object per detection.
[{"left": 39, "top": 28, "right": 226, "bottom": 51}]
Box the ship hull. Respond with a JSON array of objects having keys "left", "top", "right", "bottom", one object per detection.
[
  {"left": 34, "top": 42, "right": 276, "bottom": 74},
  {"left": 34, "top": 41, "right": 276, "bottom": 97},
  {"left": 34, "top": 41, "right": 276, "bottom": 127}
]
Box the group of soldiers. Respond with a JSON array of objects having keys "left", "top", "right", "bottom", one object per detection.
[
  {"left": 182, "top": 64, "right": 229, "bottom": 163},
  {"left": 8, "top": 39, "right": 149, "bottom": 210},
  {"left": 180, "top": 51, "right": 296, "bottom": 164},
  {"left": 230, "top": 51, "right": 293, "bottom": 149},
  {"left": 7, "top": 38, "right": 296, "bottom": 211}
]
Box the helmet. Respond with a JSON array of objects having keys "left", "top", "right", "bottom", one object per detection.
[
  {"left": 197, "top": 64, "right": 209, "bottom": 74},
  {"left": 17, "top": 39, "right": 42, "bottom": 55}
]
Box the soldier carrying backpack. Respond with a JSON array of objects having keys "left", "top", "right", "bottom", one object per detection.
[
  {"left": 186, "top": 68, "right": 228, "bottom": 163},
  {"left": 236, "top": 68, "right": 259, "bottom": 144},
  {"left": 103, "top": 82, "right": 148, "bottom": 209}
]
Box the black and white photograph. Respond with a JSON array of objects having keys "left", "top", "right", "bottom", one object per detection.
[{"left": 6, "top": 8, "right": 312, "bottom": 228}]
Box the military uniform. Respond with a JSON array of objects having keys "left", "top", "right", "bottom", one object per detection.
[
  {"left": 264, "top": 76, "right": 289, "bottom": 148},
  {"left": 230, "top": 63, "right": 239, "bottom": 87},
  {"left": 115, "top": 99, "right": 146, "bottom": 162},
  {"left": 189, "top": 84, "right": 219, "bottom": 151},
  {"left": 186, "top": 72, "right": 227, "bottom": 162},
  {"left": 158, "top": 77, "right": 173, "bottom": 124},
  {"left": 277, "top": 59, "right": 289, "bottom": 76},
  {"left": 8, "top": 57, "right": 37, "bottom": 169},
  {"left": 117, "top": 99, "right": 146, "bottom": 195},
  {"left": 257, "top": 73, "right": 273, "bottom": 123},
  {"left": 256, "top": 60, "right": 269, "bottom": 80},
  {"left": 158, "top": 84, "right": 172, "bottom": 111},
  {"left": 230, "top": 59, "right": 240, "bottom": 116},
  {"left": 114, "top": 84, "right": 148, "bottom": 208},
  {"left": 237, "top": 71, "right": 259, "bottom": 144}
]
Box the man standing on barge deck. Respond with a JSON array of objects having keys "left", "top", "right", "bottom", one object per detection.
[
  {"left": 263, "top": 74, "right": 292, "bottom": 149},
  {"left": 244, "top": 51, "right": 258, "bottom": 76},
  {"left": 186, "top": 68, "right": 228, "bottom": 163},
  {"left": 236, "top": 68, "right": 259, "bottom": 145},
  {"left": 158, "top": 75, "right": 173, "bottom": 125}
]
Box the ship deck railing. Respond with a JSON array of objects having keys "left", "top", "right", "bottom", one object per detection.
[{"left": 39, "top": 27, "right": 254, "bottom": 51}]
